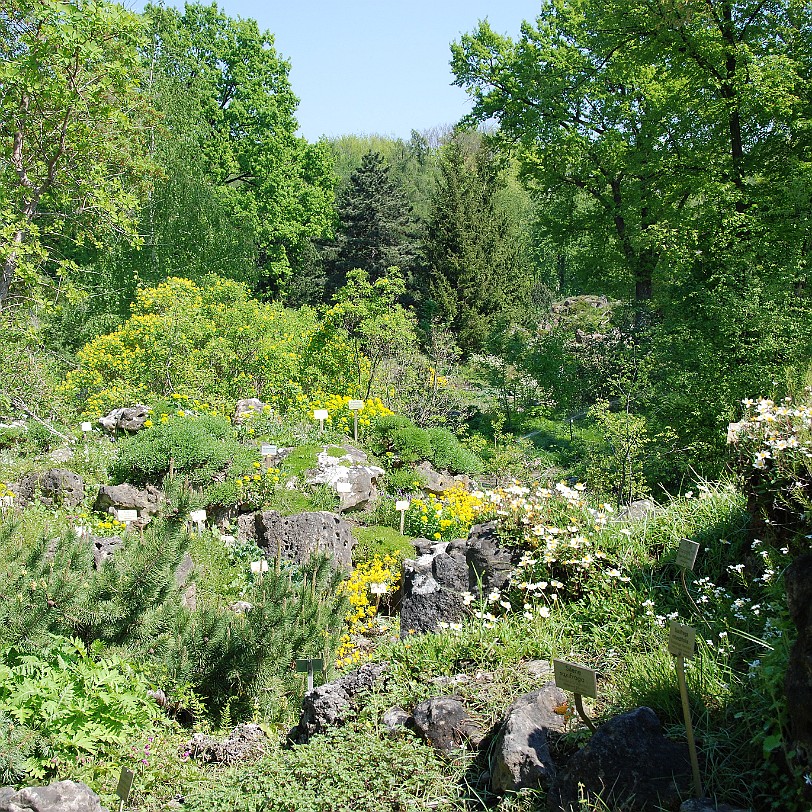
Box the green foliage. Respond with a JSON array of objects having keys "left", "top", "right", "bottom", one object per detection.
[
  {"left": 183, "top": 725, "right": 458, "bottom": 812},
  {"left": 0, "top": 635, "right": 158, "bottom": 782},
  {"left": 140, "top": 2, "right": 335, "bottom": 296},
  {"left": 366, "top": 415, "right": 483, "bottom": 474},
  {"left": 0, "top": 0, "right": 153, "bottom": 307},
  {"left": 111, "top": 412, "right": 252, "bottom": 488},
  {"left": 351, "top": 526, "right": 415, "bottom": 565}
]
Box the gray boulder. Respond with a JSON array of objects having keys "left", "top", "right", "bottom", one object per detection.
[
  {"left": 18, "top": 469, "right": 84, "bottom": 507},
  {"left": 490, "top": 684, "right": 568, "bottom": 793},
  {"left": 289, "top": 662, "right": 388, "bottom": 743},
  {"left": 400, "top": 539, "right": 469, "bottom": 636},
  {"left": 785, "top": 553, "right": 812, "bottom": 764},
  {"left": 99, "top": 405, "right": 150, "bottom": 433},
  {"left": 415, "top": 461, "right": 471, "bottom": 496},
  {"left": 399, "top": 524, "right": 521, "bottom": 637},
  {"left": 89, "top": 535, "right": 124, "bottom": 568},
  {"left": 94, "top": 483, "right": 162, "bottom": 517},
  {"left": 549, "top": 707, "right": 692, "bottom": 812},
  {"left": 185, "top": 723, "right": 267, "bottom": 764},
  {"left": 233, "top": 398, "right": 267, "bottom": 425},
  {"left": 305, "top": 445, "right": 384, "bottom": 511},
  {"left": 412, "top": 696, "right": 484, "bottom": 753},
  {"left": 238, "top": 510, "right": 355, "bottom": 569},
  {"left": 382, "top": 706, "right": 413, "bottom": 733},
  {"left": 0, "top": 781, "right": 108, "bottom": 812},
  {"left": 466, "top": 521, "right": 521, "bottom": 593}
]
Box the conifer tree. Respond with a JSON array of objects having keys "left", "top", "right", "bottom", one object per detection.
[
  {"left": 326, "top": 151, "right": 419, "bottom": 292},
  {"left": 423, "top": 134, "right": 533, "bottom": 352}
]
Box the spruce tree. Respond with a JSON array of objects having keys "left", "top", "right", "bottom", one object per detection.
[
  {"left": 423, "top": 135, "right": 533, "bottom": 352},
  {"left": 326, "top": 151, "right": 419, "bottom": 292}
]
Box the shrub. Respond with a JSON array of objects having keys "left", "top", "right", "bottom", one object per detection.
[
  {"left": 111, "top": 412, "right": 253, "bottom": 488},
  {"left": 425, "top": 427, "right": 484, "bottom": 474},
  {"left": 0, "top": 635, "right": 159, "bottom": 782}
]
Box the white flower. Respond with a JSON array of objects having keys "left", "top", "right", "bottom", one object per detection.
[{"left": 538, "top": 606, "right": 551, "bottom": 618}]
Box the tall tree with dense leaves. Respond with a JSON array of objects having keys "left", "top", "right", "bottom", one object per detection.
[
  {"left": 423, "top": 132, "right": 535, "bottom": 352},
  {"left": 141, "top": 2, "right": 335, "bottom": 296},
  {"left": 325, "top": 150, "right": 419, "bottom": 292},
  {"left": 0, "top": 0, "right": 152, "bottom": 309}
]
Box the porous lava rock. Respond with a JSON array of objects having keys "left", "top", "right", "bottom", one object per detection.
[
  {"left": 17, "top": 469, "right": 84, "bottom": 507},
  {"left": 0, "top": 781, "right": 108, "bottom": 812},
  {"left": 411, "top": 696, "right": 484, "bottom": 753}
]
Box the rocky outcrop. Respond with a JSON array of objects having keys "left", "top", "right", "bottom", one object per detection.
[
  {"left": 232, "top": 399, "right": 267, "bottom": 425},
  {"left": 785, "top": 553, "right": 812, "bottom": 766},
  {"left": 98, "top": 405, "right": 150, "bottom": 433},
  {"left": 289, "top": 662, "right": 388, "bottom": 743},
  {"left": 93, "top": 483, "right": 162, "bottom": 517},
  {"left": 549, "top": 707, "right": 691, "bottom": 812},
  {"left": 0, "top": 781, "right": 108, "bottom": 812},
  {"left": 185, "top": 723, "right": 267, "bottom": 764},
  {"left": 17, "top": 469, "right": 84, "bottom": 507},
  {"left": 411, "top": 696, "right": 484, "bottom": 753},
  {"left": 305, "top": 445, "right": 384, "bottom": 511},
  {"left": 415, "top": 461, "right": 471, "bottom": 496},
  {"left": 490, "top": 684, "right": 568, "bottom": 793},
  {"left": 237, "top": 510, "right": 355, "bottom": 569},
  {"left": 399, "top": 523, "right": 522, "bottom": 636}
]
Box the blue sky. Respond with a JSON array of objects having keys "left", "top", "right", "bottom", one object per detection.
[{"left": 128, "top": 0, "right": 540, "bottom": 141}]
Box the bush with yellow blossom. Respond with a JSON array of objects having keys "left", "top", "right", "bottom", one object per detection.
[
  {"left": 335, "top": 554, "right": 400, "bottom": 668},
  {"left": 404, "top": 485, "right": 483, "bottom": 541}
]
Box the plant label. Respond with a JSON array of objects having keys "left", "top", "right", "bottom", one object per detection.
[
  {"left": 553, "top": 659, "right": 598, "bottom": 698},
  {"left": 260, "top": 443, "right": 275, "bottom": 456},
  {"left": 74, "top": 525, "right": 88, "bottom": 538},
  {"left": 369, "top": 582, "right": 388, "bottom": 595},
  {"left": 395, "top": 499, "right": 410, "bottom": 512},
  {"left": 313, "top": 409, "right": 329, "bottom": 421},
  {"left": 189, "top": 509, "right": 206, "bottom": 524},
  {"left": 81, "top": 421, "right": 92, "bottom": 433},
  {"left": 675, "top": 539, "right": 700, "bottom": 571},
  {"left": 115, "top": 509, "right": 138, "bottom": 523},
  {"left": 116, "top": 766, "right": 134, "bottom": 802},
  {"left": 336, "top": 481, "right": 353, "bottom": 494},
  {"left": 295, "top": 657, "right": 324, "bottom": 672},
  {"left": 250, "top": 560, "right": 269, "bottom": 574},
  {"left": 347, "top": 399, "right": 364, "bottom": 411},
  {"left": 668, "top": 621, "right": 696, "bottom": 659}
]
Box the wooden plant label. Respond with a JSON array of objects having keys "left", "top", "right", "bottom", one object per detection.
[
  {"left": 675, "top": 539, "right": 700, "bottom": 571},
  {"left": 313, "top": 409, "right": 329, "bottom": 421},
  {"left": 114, "top": 509, "right": 138, "bottom": 523},
  {"left": 81, "top": 421, "right": 93, "bottom": 433},
  {"left": 395, "top": 499, "right": 410, "bottom": 512},
  {"left": 668, "top": 621, "right": 696, "bottom": 659},
  {"left": 347, "top": 399, "right": 364, "bottom": 411},
  {"left": 336, "top": 481, "right": 353, "bottom": 494},
  {"left": 116, "top": 766, "right": 135, "bottom": 802},
  {"left": 553, "top": 659, "right": 598, "bottom": 698},
  {"left": 250, "top": 560, "right": 269, "bottom": 575}
]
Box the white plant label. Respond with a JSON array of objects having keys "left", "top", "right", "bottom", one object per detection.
[
  {"left": 81, "top": 421, "right": 92, "bottom": 433},
  {"left": 250, "top": 560, "right": 269, "bottom": 574},
  {"left": 336, "top": 481, "right": 353, "bottom": 494},
  {"left": 260, "top": 443, "right": 275, "bottom": 456},
  {"left": 395, "top": 499, "right": 410, "bottom": 512},
  {"left": 369, "top": 582, "right": 388, "bottom": 595},
  {"left": 553, "top": 659, "right": 598, "bottom": 698},
  {"left": 189, "top": 509, "right": 207, "bottom": 524},
  {"left": 115, "top": 509, "right": 138, "bottom": 523},
  {"left": 347, "top": 399, "right": 364, "bottom": 411},
  {"left": 313, "top": 409, "right": 329, "bottom": 420}
]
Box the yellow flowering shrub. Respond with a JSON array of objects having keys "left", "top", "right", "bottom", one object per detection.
[
  {"left": 305, "top": 394, "right": 394, "bottom": 436},
  {"left": 335, "top": 555, "right": 400, "bottom": 668},
  {"left": 404, "top": 485, "right": 483, "bottom": 541},
  {"left": 63, "top": 277, "right": 364, "bottom": 417}
]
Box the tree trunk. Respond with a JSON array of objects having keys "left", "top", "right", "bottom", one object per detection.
[{"left": 0, "top": 230, "right": 24, "bottom": 309}]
